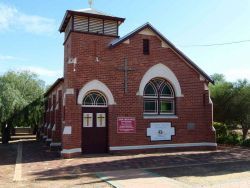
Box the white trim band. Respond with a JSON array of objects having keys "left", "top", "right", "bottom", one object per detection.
[
  {"left": 63, "top": 126, "right": 72, "bottom": 135},
  {"left": 61, "top": 148, "right": 82, "bottom": 154},
  {"left": 143, "top": 115, "right": 178, "bottom": 119},
  {"left": 65, "top": 88, "right": 74, "bottom": 95},
  {"left": 50, "top": 142, "right": 62, "bottom": 147},
  {"left": 45, "top": 138, "right": 52, "bottom": 142},
  {"left": 110, "top": 142, "right": 217, "bottom": 151},
  {"left": 52, "top": 124, "right": 56, "bottom": 131}
]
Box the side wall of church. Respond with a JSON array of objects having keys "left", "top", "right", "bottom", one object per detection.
[{"left": 43, "top": 82, "right": 64, "bottom": 146}]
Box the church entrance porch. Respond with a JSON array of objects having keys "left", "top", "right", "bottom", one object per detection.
[{"left": 81, "top": 92, "right": 108, "bottom": 154}]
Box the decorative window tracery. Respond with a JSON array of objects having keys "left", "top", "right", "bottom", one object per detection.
[
  {"left": 143, "top": 78, "right": 175, "bottom": 114},
  {"left": 83, "top": 92, "right": 107, "bottom": 107}
]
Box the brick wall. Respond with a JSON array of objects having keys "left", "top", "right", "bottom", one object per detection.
[
  {"left": 52, "top": 90, "right": 63, "bottom": 142},
  {"left": 43, "top": 81, "right": 64, "bottom": 144},
  {"left": 59, "top": 30, "right": 216, "bottom": 154}
]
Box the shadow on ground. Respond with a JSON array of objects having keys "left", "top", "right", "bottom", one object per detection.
[
  {"left": 0, "top": 134, "right": 60, "bottom": 166},
  {"left": 23, "top": 140, "right": 250, "bottom": 182},
  {"left": 1, "top": 137, "right": 250, "bottom": 184}
]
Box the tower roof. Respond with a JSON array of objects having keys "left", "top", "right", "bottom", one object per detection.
[
  {"left": 74, "top": 8, "right": 115, "bottom": 17},
  {"left": 59, "top": 8, "right": 125, "bottom": 33}
]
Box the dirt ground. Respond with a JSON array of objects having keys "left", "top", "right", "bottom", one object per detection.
[{"left": 0, "top": 142, "right": 17, "bottom": 184}]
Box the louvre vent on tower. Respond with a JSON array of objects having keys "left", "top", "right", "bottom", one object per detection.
[{"left": 59, "top": 8, "right": 125, "bottom": 40}]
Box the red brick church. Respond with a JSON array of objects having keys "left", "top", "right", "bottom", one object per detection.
[{"left": 41, "top": 6, "right": 216, "bottom": 158}]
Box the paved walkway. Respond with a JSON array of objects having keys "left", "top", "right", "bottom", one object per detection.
[
  {"left": 97, "top": 169, "right": 189, "bottom": 188},
  {"left": 20, "top": 141, "right": 250, "bottom": 188},
  {"left": 1, "top": 137, "right": 250, "bottom": 187},
  {"left": 22, "top": 144, "right": 250, "bottom": 178},
  {"left": 13, "top": 142, "right": 23, "bottom": 181}
]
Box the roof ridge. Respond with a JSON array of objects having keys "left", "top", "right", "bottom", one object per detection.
[{"left": 74, "top": 8, "right": 115, "bottom": 17}]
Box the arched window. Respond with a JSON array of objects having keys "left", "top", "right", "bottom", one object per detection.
[
  {"left": 143, "top": 78, "right": 175, "bottom": 114},
  {"left": 83, "top": 91, "right": 107, "bottom": 107}
]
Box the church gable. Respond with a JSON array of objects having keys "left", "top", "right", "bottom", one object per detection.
[
  {"left": 138, "top": 28, "right": 170, "bottom": 48},
  {"left": 110, "top": 23, "right": 213, "bottom": 84}
]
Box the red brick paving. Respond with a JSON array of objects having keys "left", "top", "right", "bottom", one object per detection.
[
  {"left": 21, "top": 141, "right": 250, "bottom": 181},
  {"left": 1, "top": 139, "right": 250, "bottom": 187}
]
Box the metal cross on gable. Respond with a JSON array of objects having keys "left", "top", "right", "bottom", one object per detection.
[{"left": 116, "top": 58, "right": 136, "bottom": 93}]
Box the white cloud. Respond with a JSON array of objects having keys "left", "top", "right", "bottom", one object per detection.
[
  {"left": 0, "top": 54, "right": 26, "bottom": 61},
  {"left": 19, "top": 66, "right": 62, "bottom": 78},
  {"left": 0, "top": 4, "right": 17, "bottom": 30},
  {"left": 0, "top": 55, "right": 16, "bottom": 61},
  {"left": 0, "top": 3, "right": 56, "bottom": 35},
  {"left": 224, "top": 68, "right": 250, "bottom": 82}
]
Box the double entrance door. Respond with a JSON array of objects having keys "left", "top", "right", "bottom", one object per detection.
[{"left": 82, "top": 107, "right": 108, "bottom": 154}]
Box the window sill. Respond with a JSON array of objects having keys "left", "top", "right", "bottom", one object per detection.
[{"left": 143, "top": 114, "right": 178, "bottom": 119}]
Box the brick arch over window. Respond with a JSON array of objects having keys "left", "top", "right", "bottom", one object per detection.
[
  {"left": 77, "top": 80, "right": 116, "bottom": 105},
  {"left": 138, "top": 63, "right": 183, "bottom": 97}
]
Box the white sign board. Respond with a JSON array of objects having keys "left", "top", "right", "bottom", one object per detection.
[{"left": 147, "top": 122, "right": 175, "bottom": 141}]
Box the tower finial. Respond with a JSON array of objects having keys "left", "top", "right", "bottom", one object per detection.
[{"left": 88, "top": 0, "right": 93, "bottom": 8}]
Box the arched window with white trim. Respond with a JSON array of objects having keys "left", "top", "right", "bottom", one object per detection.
[
  {"left": 83, "top": 91, "right": 107, "bottom": 107},
  {"left": 143, "top": 78, "right": 175, "bottom": 115}
]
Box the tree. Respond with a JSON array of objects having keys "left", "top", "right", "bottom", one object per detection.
[
  {"left": 209, "top": 75, "right": 235, "bottom": 124},
  {"left": 210, "top": 74, "right": 250, "bottom": 140},
  {"left": 230, "top": 80, "right": 250, "bottom": 140},
  {"left": 0, "top": 71, "right": 45, "bottom": 143},
  {"left": 211, "top": 73, "right": 226, "bottom": 83}
]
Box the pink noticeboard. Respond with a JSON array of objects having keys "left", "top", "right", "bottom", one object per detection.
[{"left": 117, "top": 117, "right": 136, "bottom": 133}]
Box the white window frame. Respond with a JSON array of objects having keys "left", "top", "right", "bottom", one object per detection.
[{"left": 143, "top": 78, "right": 175, "bottom": 116}]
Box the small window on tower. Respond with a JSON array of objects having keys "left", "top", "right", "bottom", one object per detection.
[{"left": 143, "top": 39, "right": 150, "bottom": 55}]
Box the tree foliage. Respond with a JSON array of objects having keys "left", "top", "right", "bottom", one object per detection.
[
  {"left": 210, "top": 74, "right": 250, "bottom": 140},
  {"left": 0, "top": 71, "right": 45, "bottom": 143}
]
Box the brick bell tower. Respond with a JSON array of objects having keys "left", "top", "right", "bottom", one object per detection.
[{"left": 58, "top": 3, "right": 125, "bottom": 157}]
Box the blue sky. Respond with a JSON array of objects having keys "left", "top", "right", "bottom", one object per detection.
[{"left": 0, "top": 0, "right": 250, "bottom": 85}]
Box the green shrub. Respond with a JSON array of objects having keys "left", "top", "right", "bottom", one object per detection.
[
  {"left": 216, "top": 135, "right": 227, "bottom": 144},
  {"left": 213, "top": 122, "right": 228, "bottom": 140},
  {"left": 241, "top": 139, "right": 250, "bottom": 147},
  {"left": 224, "top": 132, "right": 242, "bottom": 145},
  {"left": 213, "top": 122, "right": 245, "bottom": 145}
]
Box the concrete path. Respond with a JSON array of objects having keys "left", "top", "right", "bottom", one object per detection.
[
  {"left": 97, "top": 169, "right": 189, "bottom": 188},
  {"left": 13, "top": 142, "right": 23, "bottom": 181}
]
